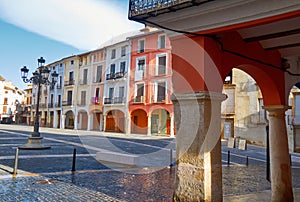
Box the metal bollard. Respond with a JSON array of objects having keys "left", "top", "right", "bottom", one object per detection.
[
  {"left": 71, "top": 148, "right": 76, "bottom": 172},
  {"left": 13, "top": 148, "right": 19, "bottom": 176},
  {"left": 170, "top": 149, "right": 173, "bottom": 167},
  {"left": 246, "top": 156, "right": 249, "bottom": 166},
  {"left": 227, "top": 150, "right": 230, "bottom": 166}
]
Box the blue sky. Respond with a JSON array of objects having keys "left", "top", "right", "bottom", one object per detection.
[{"left": 0, "top": 0, "right": 143, "bottom": 90}]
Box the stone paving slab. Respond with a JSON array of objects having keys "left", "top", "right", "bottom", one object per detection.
[{"left": 0, "top": 175, "right": 126, "bottom": 202}]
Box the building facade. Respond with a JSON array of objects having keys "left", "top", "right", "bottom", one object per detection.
[
  {"left": 128, "top": 27, "right": 175, "bottom": 136},
  {"left": 0, "top": 76, "right": 24, "bottom": 124}
]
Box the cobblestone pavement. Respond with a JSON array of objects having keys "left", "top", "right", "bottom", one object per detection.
[{"left": 0, "top": 124, "right": 299, "bottom": 201}]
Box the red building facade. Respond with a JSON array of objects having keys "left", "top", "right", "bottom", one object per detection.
[{"left": 128, "top": 27, "right": 175, "bottom": 136}]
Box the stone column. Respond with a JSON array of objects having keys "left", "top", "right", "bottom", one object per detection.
[
  {"left": 147, "top": 115, "right": 152, "bottom": 136},
  {"left": 74, "top": 113, "right": 78, "bottom": 130},
  {"left": 170, "top": 114, "right": 175, "bottom": 137},
  {"left": 264, "top": 105, "right": 293, "bottom": 201},
  {"left": 53, "top": 110, "right": 58, "bottom": 128},
  {"left": 126, "top": 114, "right": 131, "bottom": 135},
  {"left": 103, "top": 115, "right": 107, "bottom": 132},
  {"left": 87, "top": 113, "right": 92, "bottom": 131},
  {"left": 172, "top": 91, "right": 226, "bottom": 202},
  {"left": 61, "top": 114, "right": 66, "bottom": 129}
]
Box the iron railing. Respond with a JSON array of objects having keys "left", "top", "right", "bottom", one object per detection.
[
  {"left": 104, "top": 97, "right": 125, "bottom": 104},
  {"left": 129, "top": 0, "right": 213, "bottom": 19}
]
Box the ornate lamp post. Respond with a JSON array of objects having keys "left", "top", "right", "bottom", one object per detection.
[{"left": 20, "top": 57, "right": 58, "bottom": 150}]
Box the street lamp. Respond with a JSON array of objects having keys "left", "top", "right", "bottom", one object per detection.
[{"left": 20, "top": 57, "right": 58, "bottom": 150}]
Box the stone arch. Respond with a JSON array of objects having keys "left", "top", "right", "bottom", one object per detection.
[
  {"left": 77, "top": 109, "right": 88, "bottom": 130},
  {"left": 90, "top": 109, "right": 103, "bottom": 131},
  {"left": 150, "top": 108, "right": 171, "bottom": 135},
  {"left": 105, "top": 110, "right": 125, "bottom": 133},
  {"left": 65, "top": 110, "right": 74, "bottom": 129},
  {"left": 131, "top": 109, "right": 148, "bottom": 134}
]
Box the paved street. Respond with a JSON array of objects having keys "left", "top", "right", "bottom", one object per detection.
[{"left": 0, "top": 124, "right": 299, "bottom": 201}]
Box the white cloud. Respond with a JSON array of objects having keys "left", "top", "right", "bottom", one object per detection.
[{"left": 0, "top": 0, "right": 143, "bottom": 50}]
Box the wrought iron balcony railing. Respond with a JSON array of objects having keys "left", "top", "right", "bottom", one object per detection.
[
  {"left": 106, "top": 72, "right": 126, "bottom": 80},
  {"left": 62, "top": 101, "right": 72, "bottom": 106},
  {"left": 54, "top": 102, "right": 62, "bottom": 108},
  {"left": 64, "top": 80, "right": 75, "bottom": 86},
  {"left": 91, "top": 97, "right": 100, "bottom": 104},
  {"left": 134, "top": 96, "right": 145, "bottom": 103},
  {"left": 104, "top": 97, "right": 125, "bottom": 105},
  {"left": 129, "top": 0, "right": 213, "bottom": 20}
]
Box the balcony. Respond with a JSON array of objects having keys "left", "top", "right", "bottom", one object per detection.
[
  {"left": 104, "top": 97, "right": 125, "bottom": 105},
  {"left": 155, "top": 96, "right": 166, "bottom": 103},
  {"left": 91, "top": 97, "right": 100, "bottom": 104},
  {"left": 77, "top": 101, "right": 87, "bottom": 107},
  {"left": 134, "top": 96, "right": 144, "bottom": 103},
  {"left": 79, "top": 79, "right": 88, "bottom": 85},
  {"left": 106, "top": 73, "right": 115, "bottom": 80},
  {"left": 64, "top": 80, "right": 75, "bottom": 86},
  {"left": 129, "top": 0, "right": 213, "bottom": 21},
  {"left": 114, "top": 97, "right": 125, "bottom": 104},
  {"left": 48, "top": 103, "right": 54, "bottom": 108},
  {"left": 104, "top": 98, "right": 113, "bottom": 104},
  {"left": 115, "top": 72, "right": 125, "bottom": 79},
  {"left": 54, "top": 102, "right": 61, "bottom": 108},
  {"left": 62, "top": 101, "right": 72, "bottom": 106},
  {"left": 106, "top": 72, "right": 126, "bottom": 80}
]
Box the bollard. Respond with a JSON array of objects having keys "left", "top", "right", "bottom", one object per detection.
[
  {"left": 71, "top": 148, "right": 76, "bottom": 172},
  {"left": 246, "top": 156, "right": 249, "bottom": 166},
  {"left": 13, "top": 148, "right": 19, "bottom": 176},
  {"left": 227, "top": 150, "right": 230, "bottom": 166},
  {"left": 170, "top": 149, "right": 173, "bottom": 167}
]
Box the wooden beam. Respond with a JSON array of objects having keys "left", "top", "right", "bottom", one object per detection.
[
  {"left": 265, "top": 42, "right": 300, "bottom": 51},
  {"left": 244, "top": 28, "right": 300, "bottom": 42}
]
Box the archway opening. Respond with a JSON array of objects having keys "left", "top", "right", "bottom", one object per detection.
[
  {"left": 78, "top": 110, "right": 88, "bottom": 130},
  {"left": 151, "top": 109, "right": 171, "bottom": 135},
  {"left": 131, "top": 109, "right": 147, "bottom": 134},
  {"left": 222, "top": 68, "right": 266, "bottom": 146},
  {"left": 65, "top": 110, "right": 74, "bottom": 129},
  {"left": 105, "top": 110, "right": 125, "bottom": 133}
]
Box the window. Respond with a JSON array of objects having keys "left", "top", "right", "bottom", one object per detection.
[
  {"left": 67, "top": 91, "right": 72, "bottom": 105},
  {"left": 3, "top": 98, "right": 8, "bottom": 105},
  {"left": 136, "top": 83, "right": 144, "bottom": 97},
  {"left": 83, "top": 69, "right": 88, "bottom": 84},
  {"left": 137, "top": 58, "right": 145, "bottom": 71},
  {"left": 95, "top": 88, "right": 100, "bottom": 99},
  {"left": 157, "top": 82, "right": 166, "bottom": 102},
  {"left": 138, "top": 39, "right": 145, "bottom": 53},
  {"left": 96, "top": 65, "right": 102, "bottom": 82},
  {"left": 120, "top": 62, "right": 126, "bottom": 73},
  {"left": 119, "top": 86, "right": 125, "bottom": 98},
  {"left": 258, "top": 98, "right": 264, "bottom": 123},
  {"left": 111, "top": 49, "right": 116, "bottom": 59},
  {"left": 157, "top": 54, "right": 166, "bottom": 75},
  {"left": 70, "top": 60, "right": 74, "bottom": 65},
  {"left": 109, "top": 88, "right": 114, "bottom": 98},
  {"left": 69, "top": 71, "right": 74, "bottom": 81},
  {"left": 110, "top": 64, "right": 116, "bottom": 74},
  {"left": 158, "top": 34, "right": 166, "bottom": 49},
  {"left": 81, "top": 91, "right": 86, "bottom": 105},
  {"left": 121, "top": 46, "right": 126, "bottom": 57}
]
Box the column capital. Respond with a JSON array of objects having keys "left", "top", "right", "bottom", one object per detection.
[
  {"left": 171, "top": 91, "right": 227, "bottom": 102},
  {"left": 263, "top": 105, "right": 291, "bottom": 114}
]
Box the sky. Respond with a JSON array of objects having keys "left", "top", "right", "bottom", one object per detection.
[{"left": 0, "top": 0, "right": 143, "bottom": 90}]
